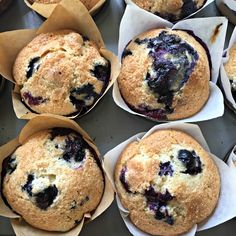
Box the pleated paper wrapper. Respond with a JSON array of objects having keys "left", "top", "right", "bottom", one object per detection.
[
  {"left": 104, "top": 122, "right": 236, "bottom": 236},
  {"left": 0, "top": 114, "right": 114, "bottom": 236}
]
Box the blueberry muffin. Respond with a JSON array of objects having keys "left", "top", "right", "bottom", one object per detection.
[
  {"left": 28, "top": 0, "right": 100, "bottom": 11},
  {"left": 118, "top": 29, "right": 210, "bottom": 120},
  {"left": 224, "top": 43, "right": 236, "bottom": 101},
  {"left": 13, "top": 30, "right": 110, "bottom": 116},
  {"left": 1, "top": 128, "right": 104, "bottom": 232},
  {"left": 132, "top": 0, "right": 206, "bottom": 21},
  {"left": 0, "top": 0, "right": 12, "bottom": 14},
  {"left": 115, "top": 129, "right": 220, "bottom": 235}
]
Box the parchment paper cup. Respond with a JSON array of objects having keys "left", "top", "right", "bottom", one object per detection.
[
  {"left": 226, "top": 145, "right": 236, "bottom": 168},
  {"left": 125, "top": 0, "right": 214, "bottom": 22},
  {"left": 113, "top": 5, "right": 227, "bottom": 122},
  {"left": 24, "top": 0, "right": 106, "bottom": 18},
  {"left": 104, "top": 122, "right": 236, "bottom": 236},
  {"left": 0, "top": 114, "right": 114, "bottom": 236},
  {"left": 219, "top": 27, "right": 236, "bottom": 113},
  {"left": 0, "top": 0, "right": 120, "bottom": 120}
]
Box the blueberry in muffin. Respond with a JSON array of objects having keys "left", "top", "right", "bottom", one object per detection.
[
  {"left": 115, "top": 129, "right": 220, "bottom": 235},
  {"left": 132, "top": 0, "right": 206, "bottom": 21},
  {"left": 1, "top": 128, "right": 104, "bottom": 232},
  {"left": 28, "top": 0, "right": 101, "bottom": 11},
  {"left": 118, "top": 29, "right": 210, "bottom": 120},
  {"left": 224, "top": 43, "right": 236, "bottom": 102},
  {"left": 13, "top": 30, "right": 110, "bottom": 116}
]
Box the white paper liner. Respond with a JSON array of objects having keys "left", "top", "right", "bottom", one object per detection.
[
  {"left": 114, "top": 5, "right": 227, "bottom": 122},
  {"left": 227, "top": 145, "right": 236, "bottom": 169},
  {"left": 224, "top": 0, "right": 236, "bottom": 11},
  {"left": 125, "top": 0, "right": 215, "bottom": 22},
  {"left": 104, "top": 122, "right": 236, "bottom": 236},
  {"left": 220, "top": 27, "right": 236, "bottom": 110}
]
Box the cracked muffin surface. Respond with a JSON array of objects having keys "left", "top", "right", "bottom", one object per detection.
[
  {"left": 28, "top": 0, "right": 100, "bottom": 11},
  {"left": 114, "top": 129, "right": 220, "bottom": 235},
  {"left": 13, "top": 30, "right": 110, "bottom": 116},
  {"left": 132, "top": 0, "right": 206, "bottom": 21},
  {"left": 225, "top": 43, "right": 236, "bottom": 101},
  {"left": 118, "top": 29, "right": 210, "bottom": 120},
  {"left": 1, "top": 128, "right": 104, "bottom": 232}
]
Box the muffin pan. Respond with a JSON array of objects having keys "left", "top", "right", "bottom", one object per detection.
[{"left": 1, "top": 0, "right": 236, "bottom": 236}]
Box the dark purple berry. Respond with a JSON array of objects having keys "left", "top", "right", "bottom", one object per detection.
[
  {"left": 34, "top": 185, "right": 58, "bottom": 210},
  {"left": 145, "top": 186, "right": 174, "bottom": 225},
  {"left": 122, "top": 49, "right": 132, "bottom": 59},
  {"left": 155, "top": 209, "right": 165, "bottom": 220},
  {"left": 159, "top": 162, "right": 174, "bottom": 176},
  {"left": 26, "top": 57, "right": 41, "bottom": 78},
  {"left": 166, "top": 215, "right": 174, "bottom": 225},
  {"left": 177, "top": 149, "right": 202, "bottom": 175},
  {"left": 2, "top": 156, "right": 17, "bottom": 175},
  {"left": 62, "top": 136, "right": 86, "bottom": 163},
  {"left": 51, "top": 128, "right": 87, "bottom": 163},
  {"left": 23, "top": 92, "right": 45, "bottom": 106},
  {"left": 22, "top": 174, "right": 34, "bottom": 197},
  {"left": 181, "top": 0, "right": 198, "bottom": 19},
  {"left": 145, "top": 187, "right": 173, "bottom": 203},
  {"left": 119, "top": 167, "right": 132, "bottom": 193},
  {"left": 50, "top": 128, "right": 75, "bottom": 140},
  {"left": 90, "top": 62, "right": 111, "bottom": 82},
  {"left": 70, "top": 83, "right": 99, "bottom": 113},
  {"left": 134, "top": 38, "right": 148, "bottom": 45}
]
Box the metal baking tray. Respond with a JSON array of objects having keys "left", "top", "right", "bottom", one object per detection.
[{"left": 0, "top": 0, "right": 236, "bottom": 235}]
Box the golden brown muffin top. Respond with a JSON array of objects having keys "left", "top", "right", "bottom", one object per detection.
[
  {"left": 118, "top": 29, "right": 210, "bottom": 120},
  {"left": 132, "top": 0, "right": 206, "bottom": 21},
  {"left": 13, "top": 30, "right": 110, "bottom": 116},
  {"left": 2, "top": 128, "right": 104, "bottom": 232},
  {"left": 115, "top": 129, "right": 220, "bottom": 235}
]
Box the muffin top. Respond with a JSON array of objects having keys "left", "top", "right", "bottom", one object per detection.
[
  {"left": 132, "top": 0, "right": 206, "bottom": 21},
  {"left": 115, "top": 129, "right": 220, "bottom": 235},
  {"left": 118, "top": 29, "right": 210, "bottom": 121},
  {"left": 1, "top": 128, "right": 104, "bottom": 232},
  {"left": 13, "top": 30, "right": 110, "bottom": 116},
  {"left": 29, "top": 0, "right": 100, "bottom": 10},
  {"left": 225, "top": 43, "right": 236, "bottom": 93}
]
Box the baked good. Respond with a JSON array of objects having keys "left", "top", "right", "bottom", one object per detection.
[
  {"left": 132, "top": 0, "right": 206, "bottom": 21},
  {"left": 118, "top": 29, "right": 210, "bottom": 120},
  {"left": 1, "top": 128, "right": 104, "bottom": 232},
  {"left": 0, "top": 0, "right": 12, "bottom": 14},
  {"left": 114, "top": 129, "right": 220, "bottom": 235},
  {"left": 28, "top": 0, "right": 100, "bottom": 11},
  {"left": 13, "top": 30, "right": 110, "bottom": 116},
  {"left": 224, "top": 43, "right": 236, "bottom": 101}
]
